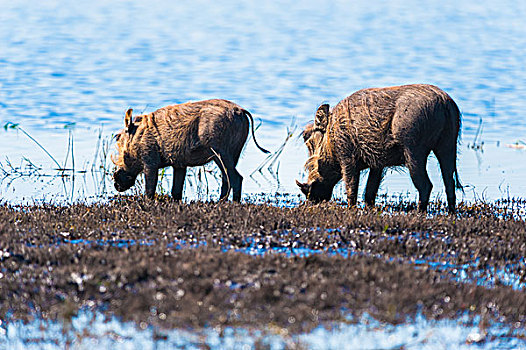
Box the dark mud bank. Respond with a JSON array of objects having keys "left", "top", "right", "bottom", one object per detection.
[{"left": 0, "top": 198, "right": 525, "bottom": 335}]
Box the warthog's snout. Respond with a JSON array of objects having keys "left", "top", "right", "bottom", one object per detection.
[
  {"left": 113, "top": 169, "right": 136, "bottom": 192},
  {"left": 296, "top": 179, "right": 333, "bottom": 203}
]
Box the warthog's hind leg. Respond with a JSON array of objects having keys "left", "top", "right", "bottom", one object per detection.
[
  {"left": 434, "top": 146, "right": 457, "bottom": 213},
  {"left": 172, "top": 167, "right": 187, "bottom": 200},
  {"left": 230, "top": 168, "right": 243, "bottom": 202}
]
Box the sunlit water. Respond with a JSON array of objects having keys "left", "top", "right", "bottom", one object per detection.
[
  {"left": 1, "top": 0, "right": 526, "bottom": 203},
  {"left": 1, "top": 310, "right": 524, "bottom": 350}
]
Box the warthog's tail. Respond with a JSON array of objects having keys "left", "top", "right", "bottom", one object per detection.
[
  {"left": 448, "top": 97, "right": 464, "bottom": 192},
  {"left": 454, "top": 169, "right": 463, "bottom": 191},
  {"left": 243, "top": 110, "right": 270, "bottom": 154}
]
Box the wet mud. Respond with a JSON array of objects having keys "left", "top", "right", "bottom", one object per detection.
[{"left": 0, "top": 197, "right": 525, "bottom": 337}]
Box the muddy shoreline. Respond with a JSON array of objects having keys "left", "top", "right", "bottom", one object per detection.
[{"left": 1, "top": 197, "right": 525, "bottom": 338}]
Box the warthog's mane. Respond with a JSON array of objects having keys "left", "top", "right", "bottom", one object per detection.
[
  {"left": 303, "top": 125, "right": 335, "bottom": 179},
  {"left": 302, "top": 88, "right": 401, "bottom": 176},
  {"left": 337, "top": 91, "right": 397, "bottom": 168},
  {"left": 111, "top": 129, "right": 130, "bottom": 168}
]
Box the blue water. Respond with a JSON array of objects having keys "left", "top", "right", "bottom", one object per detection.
[
  {"left": 1, "top": 0, "right": 526, "bottom": 202},
  {"left": 1, "top": 309, "right": 524, "bottom": 350}
]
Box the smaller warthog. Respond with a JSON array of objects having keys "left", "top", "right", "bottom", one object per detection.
[
  {"left": 296, "top": 84, "right": 461, "bottom": 212},
  {"left": 112, "top": 99, "right": 269, "bottom": 201}
]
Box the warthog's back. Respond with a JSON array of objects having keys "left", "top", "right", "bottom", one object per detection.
[
  {"left": 134, "top": 99, "right": 249, "bottom": 167},
  {"left": 328, "top": 84, "right": 460, "bottom": 168},
  {"left": 154, "top": 99, "right": 244, "bottom": 127}
]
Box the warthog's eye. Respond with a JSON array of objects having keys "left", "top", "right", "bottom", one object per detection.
[{"left": 126, "top": 123, "right": 139, "bottom": 135}]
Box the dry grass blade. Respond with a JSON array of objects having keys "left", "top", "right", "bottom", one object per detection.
[
  {"left": 1, "top": 123, "right": 116, "bottom": 201},
  {"left": 469, "top": 117, "right": 484, "bottom": 150},
  {"left": 250, "top": 119, "right": 296, "bottom": 185},
  {"left": 210, "top": 146, "right": 230, "bottom": 200},
  {"left": 4, "top": 122, "right": 62, "bottom": 170}
]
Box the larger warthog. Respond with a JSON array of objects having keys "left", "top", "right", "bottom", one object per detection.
[
  {"left": 112, "top": 99, "right": 269, "bottom": 201},
  {"left": 296, "top": 84, "right": 461, "bottom": 212}
]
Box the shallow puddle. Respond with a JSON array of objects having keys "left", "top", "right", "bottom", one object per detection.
[
  {"left": 1, "top": 310, "right": 524, "bottom": 350},
  {"left": 55, "top": 231, "right": 526, "bottom": 291}
]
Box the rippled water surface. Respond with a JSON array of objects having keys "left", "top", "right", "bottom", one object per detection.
[{"left": 1, "top": 0, "right": 526, "bottom": 202}]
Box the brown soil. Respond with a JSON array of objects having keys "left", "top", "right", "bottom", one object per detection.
[{"left": 0, "top": 197, "right": 525, "bottom": 334}]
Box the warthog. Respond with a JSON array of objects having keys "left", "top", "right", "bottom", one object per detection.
[
  {"left": 112, "top": 99, "right": 269, "bottom": 201},
  {"left": 296, "top": 84, "right": 461, "bottom": 212}
]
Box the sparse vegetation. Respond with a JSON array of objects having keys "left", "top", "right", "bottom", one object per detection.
[{"left": 1, "top": 199, "right": 526, "bottom": 341}]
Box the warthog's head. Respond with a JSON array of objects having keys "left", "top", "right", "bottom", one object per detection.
[
  {"left": 112, "top": 109, "right": 143, "bottom": 192},
  {"left": 296, "top": 104, "right": 340, "bottom": 202}
]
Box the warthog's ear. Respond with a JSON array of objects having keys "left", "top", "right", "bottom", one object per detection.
[
  {"left": 314, "top": 104, "right": 330, "bottom": 132},
  {"left": 125, "top": 109, "right": 133, "bottom": 130},
  {"left": 296, "top": 179, "right": 310, "bottom": 196},
  {"left": 302, "top": 123, "right": 314, "bottom": 142}
]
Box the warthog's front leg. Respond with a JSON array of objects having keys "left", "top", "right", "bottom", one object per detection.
[
  {"left": 364, "top": 168, "right": 384, "bottom": 207},
  {"left": 172, "top": 167, "right": 187, "bottom": 200},
  {"left": 144, "top": 166, "right": 159, "bottom": 199},
  {"left": 342, "top": 162, "right": 360, "bottom": 207}
]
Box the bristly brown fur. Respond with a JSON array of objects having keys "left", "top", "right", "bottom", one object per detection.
[
  {"left": 299, "top": 84, "right": 461, "bottom": 212},
  {"left": 113, "top": 104, "right": 208, "bottom": 169},
  {"left": 112, "top": 99, "right": 268, "bottom": 200}
]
